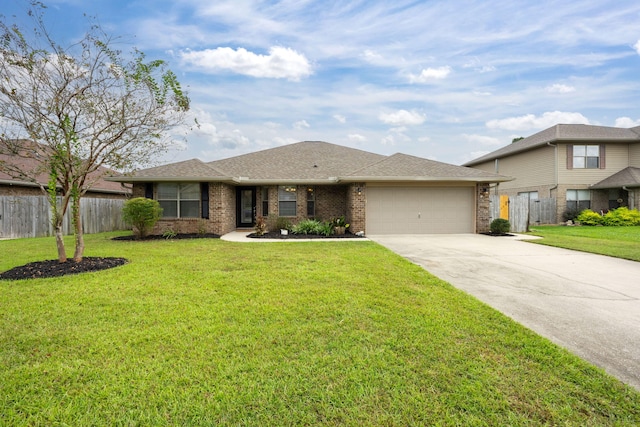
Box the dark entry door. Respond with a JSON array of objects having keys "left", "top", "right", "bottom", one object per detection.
[{"left": 236, "top": 187, "right": 256, "bottom": 227}]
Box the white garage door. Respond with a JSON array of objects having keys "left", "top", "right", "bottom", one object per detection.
[{"left": 366, "top": 186, "right": 475, "bottom": 234}]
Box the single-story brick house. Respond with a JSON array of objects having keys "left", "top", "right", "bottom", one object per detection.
[{"left": 108, "top": 141, "right": 511, "bottom": 235}]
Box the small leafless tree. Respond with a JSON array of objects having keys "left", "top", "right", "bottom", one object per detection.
[{"left": 0, "top": 3, "right": 190, "bottom": 262}]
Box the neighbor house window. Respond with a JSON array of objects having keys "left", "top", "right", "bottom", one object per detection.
[
  {"left": 306, "top": 187, "right": 315, "bottom": 217},
  {"left": 157, "top": 183, "right": 200, "bottom": 218},
  {"left": 566, "top": 189, "right": 591, "bottom": 212},
  {"left": 572, "top": 145, "right": 600, "bottom": 169},
  {"left": 261, "top": 187, "right": 269, "bottom": 217},
  {"left": 278, "top": 185, "right": 297, "bottom": 217}
]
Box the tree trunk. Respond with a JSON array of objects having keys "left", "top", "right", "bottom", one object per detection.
[
  {"left": 54, "top": 222, "right": 67, "bottom": 263},
  {"left": 73, "top": 203, "right": 84, "bottom": 262}
]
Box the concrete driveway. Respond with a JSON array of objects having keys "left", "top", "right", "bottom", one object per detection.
[{"left": 368, "top": 234, "right": 640, "bottom": 391}]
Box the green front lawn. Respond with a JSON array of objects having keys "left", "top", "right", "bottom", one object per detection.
[
  {"left": 528, "top": 226, "right": 640, "bottom": 261},
  {"left": 1, "top": 232, "right": 639, "bottom": 425}
]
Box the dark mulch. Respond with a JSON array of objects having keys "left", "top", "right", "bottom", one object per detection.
[
  {"left": 0, "top": 257, "right": 128, "bottom": 281},
  {"left": 112, "top": 233, "right": 220, "bottom": 241},
  {"left": 248, "top": 231, "right": 365, "bottom": 239},
  {"left": 481, "top": 232, "right": 515, "bottom": 237}
]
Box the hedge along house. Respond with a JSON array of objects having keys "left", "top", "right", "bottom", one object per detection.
[{"left": 108, "top": 141, "right": 511, "bottom": 235}]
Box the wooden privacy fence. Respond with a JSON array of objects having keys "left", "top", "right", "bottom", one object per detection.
[
  {"left": 490, "top": 195, "right": 557, "bottom": 232},
  {"left": 0, "top": 196, "right": 127, "bottom": 239}
]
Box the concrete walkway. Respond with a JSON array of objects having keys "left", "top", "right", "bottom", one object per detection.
[{"left": 368, "top": 234, "right": 640, "bottom": 391}]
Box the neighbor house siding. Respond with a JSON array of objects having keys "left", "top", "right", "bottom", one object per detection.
[
  {"left": 558, "top": 143, "right": 630, "bottom": 185},
  {"left": 492, "top": 145, "right": 556, "bottom": 191},
  {"left": 629, "top": 143, "right": 640, "bottom": 167}
]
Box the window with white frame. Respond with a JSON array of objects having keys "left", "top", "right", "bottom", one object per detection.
[
  {"left": 157, "top": 183, "right": 200, "bottom": 218},
  {"left": 573, "top": 145, "right": 600, "bottom": 169},
  {"left": 278, "top": 185, "right": 297, "bottom": 217},
  {"left": 566, "top": 189, "right": 591, "bottom": 212}
]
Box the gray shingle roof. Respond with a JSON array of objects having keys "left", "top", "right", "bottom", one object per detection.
[
  {"left": 113, "top": 159, "right": 230, "bottom": 182},
  {"left": 111, "top": 141, "right": 510, "bottom": 184},
  {"left": 208, "top": 141, "right": 386, "bottom": 181},
  {"left": 464, "top": 124, "right": 640, "bottom": 167},
  {"left": 346, "top": 153, "right": 511, "bottom": 182},
  {"left": 591, "top": 167, "right": 640, "bottom": 189}
]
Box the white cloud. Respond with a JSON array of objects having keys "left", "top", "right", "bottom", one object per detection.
[
  {"left": 546, "top": 84, "right": 576, "bottom": 93},
  {"left": 348, "top": 133, "right": 366, "bottom": 142},
  {"left": 614, "top": 117, "right": 640, "bottom": 127},
  {"left": 361, "top": 49, "right": 383, "bottom": 64},
  {"left": 293, "top": 120, "right": 310, "bottom": 130},
  {"left": 462, "top": 134, "right": 502, "bottom": 146},
  {"left": 379, "top": 109, "right": 426, "bottom": 126},
  {"left": 409, "top": 66, "right": 451, "bottom": 83},
  {"left": 180, "top": 46, "right": 312, "bottom": 80},
  {"left": 390, "top": 126, "right": 408, "bottom": 133},
  {"left": 634, "top": 40, "right": 640, "bottom": 55},
  {"left": 333, "top": 114, "right": 347, "bottom": 124},
  {"left": 381, "top": 135, "right": 396, "bottom": 146},
  {"left": 486, "top": 111, "right": 590, "bottom": 131}
]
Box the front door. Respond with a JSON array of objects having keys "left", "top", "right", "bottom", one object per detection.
[{"left": 236, "top": 187, "right": 256, "bottom": 227}]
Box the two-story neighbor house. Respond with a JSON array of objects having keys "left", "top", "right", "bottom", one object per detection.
[{"left": 464, "top": 124, "right": 640, "bottom": 222}]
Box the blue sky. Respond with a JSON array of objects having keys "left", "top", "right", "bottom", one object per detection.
[{"left": 3, "top": 0, "right": 640, "bottom": 166}]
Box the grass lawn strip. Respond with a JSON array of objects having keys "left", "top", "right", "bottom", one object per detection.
[
  {"left": 1, "top": 232, "right": 639, "bottom": 425},
  {"left": 528, "top": 226, "right": 640, "bottom": 261}
]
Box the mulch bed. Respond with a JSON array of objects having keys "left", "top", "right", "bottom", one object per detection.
[
  {"left": 112, "top": 233, "right": 220, "bottom": 241},
  {"left": 247, "top": 231, "right": 365, "bottom": 239},
  {"left": 0, "top": 257, "right": 128, "bottom": 281}
]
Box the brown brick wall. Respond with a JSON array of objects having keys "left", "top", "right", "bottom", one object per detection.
[
  {"left": 476, "top": 183, "right": 491, "bottom": 233},
  {"left": 263, "top": 185, "right": 350, "bottom": 224},
  {"left": 315, "top": 185, "right": 347, "bottom": 221},
  {"left": 210, "top": 183, "right": 236, "bottom": 234},
  {"left": 347, "top": 183, "right": 366, "bottom": 234},
  {"left": 132, "top": 182, "right": 236, "bottom": 236}
]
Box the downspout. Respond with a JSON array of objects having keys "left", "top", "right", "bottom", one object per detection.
[{"left": 547, "top": 142, "right": 558, "bottom": 196}]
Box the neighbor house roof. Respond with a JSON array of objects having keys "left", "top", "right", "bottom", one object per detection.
[
  {"left": 0, "top": 150, "right": 129, "bottom": 195},
  {"left": 109, "top": 141, "right": 511, "bottom": 184},
  {"left": 591, "top": 167, "right": 640, "bottom": 189},
  {"left": 464, "top": 124, "right": 640, "bottom": 167}
]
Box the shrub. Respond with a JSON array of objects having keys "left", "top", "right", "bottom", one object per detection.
[
  {"left": 562, "top": 208, "right": 580, "bottom": 222},
  {"left": 490, "top": 218, "right": 510, "bottom": 234},
  {"left": 254, "top": 216, "right": 267, "bottom": 236},
  {"left": 265, "top": 215, "right": 292, "bottom": 232},
  {"left": 576, "top": 209, "right": 603, "bottom": 226},
  {"left": 318, "top": 221, "right": 334, "bottom": 237},
  {"left": 292, "top": 219, "right": 322, "bottom": 235},
  {"left": 122, "top": 197, "right": 162, "bottom": 238},
  {"left": 603, "top": 207, "right": 640, "bottom": 226}
]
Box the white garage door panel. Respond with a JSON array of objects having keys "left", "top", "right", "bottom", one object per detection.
[{"left": 366, "top": 187, "right": 474, "bottom": 234}]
